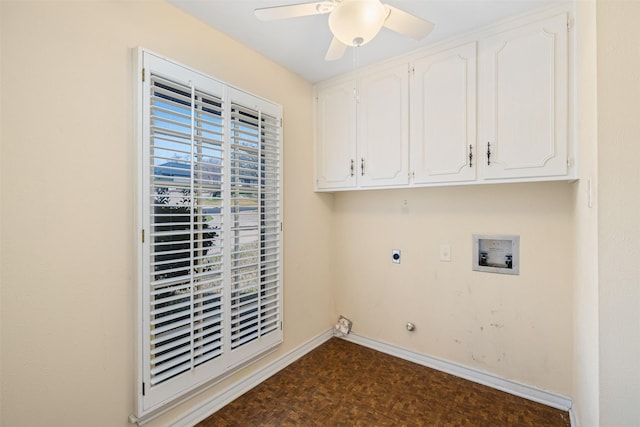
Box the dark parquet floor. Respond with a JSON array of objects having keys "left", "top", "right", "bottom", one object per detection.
[{"left": 197, "top": 338, "right": 570, "bottom": 427}]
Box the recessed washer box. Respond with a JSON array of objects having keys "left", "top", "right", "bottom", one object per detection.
[{"left": 472, "top": 234, "right": 519, "bottom": 275}]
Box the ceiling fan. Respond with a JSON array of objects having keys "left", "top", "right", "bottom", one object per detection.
[{"left": 255, "top": 0, "right": 435, "bottom": 61}]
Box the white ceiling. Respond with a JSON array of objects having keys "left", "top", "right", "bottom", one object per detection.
[{"left": 168, "top": 0, "right": 563, "bottom": 83}]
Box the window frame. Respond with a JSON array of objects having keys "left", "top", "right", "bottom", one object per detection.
[{"left": 133, "top": 48, "right": 283, "bottom": 422}]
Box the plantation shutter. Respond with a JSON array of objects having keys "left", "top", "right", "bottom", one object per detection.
[
  {"left": 229, "top": 102, "right": 281, "bottom": 350},
  {"left": 137, "top": 50, "right": 283, "bottom": 419}
]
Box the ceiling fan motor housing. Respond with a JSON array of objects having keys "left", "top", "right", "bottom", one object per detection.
[{"left": 328, "top": 0, "right": 388, "bottom": 46}]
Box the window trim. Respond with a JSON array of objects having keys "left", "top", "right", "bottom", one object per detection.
[{"left": 132, "top": 48, "right": 283, "bottom": 423}]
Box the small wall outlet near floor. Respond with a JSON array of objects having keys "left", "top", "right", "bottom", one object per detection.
[{"left": 392, "top": 249, "right": 401, "bottom": 264}]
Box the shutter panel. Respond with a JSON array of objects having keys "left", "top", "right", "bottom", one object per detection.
[
  {"left": 148, "top": 75, "right": 225, "bottom": 386},
  {"left": 229, "top": 103, "right": 281, "bottom": 350}
]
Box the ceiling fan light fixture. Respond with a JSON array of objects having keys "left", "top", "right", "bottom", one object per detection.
[{"left": 328, "top": 0, "right": 387, "bottom": 46}]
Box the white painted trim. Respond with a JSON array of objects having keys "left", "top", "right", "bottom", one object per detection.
[
  {"left": 341, "top": 333, "right": 573, "bottom": 412},
  {"left": 569, "top": 406, "right": 578, "bottom": 427},
  {"left": 170, "top": 329, "right": 335, "bottom": 427}
]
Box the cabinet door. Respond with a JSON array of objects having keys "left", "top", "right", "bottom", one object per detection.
[
  {"left": 315, "top": 79, "right": 357, "bottom": 190},
  {"left": 411, "top": 42, "right": 477, "bottom": 185},
  {"left": 480, "top": 13, "right": 568, "bottom": 180},
  {"left": 357, "top": 64, "right": 410, "bottom": 188}
]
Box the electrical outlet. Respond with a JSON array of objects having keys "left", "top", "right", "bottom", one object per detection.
[
  {"left": 439, "top": 244, "right": 451, "bottom": 262},
  {"left": 392, "top": 249, "right": 401, "bottom": 264}
]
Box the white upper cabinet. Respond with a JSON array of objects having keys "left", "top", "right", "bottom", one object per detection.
[
  {"left": 314, "top": 9, "right": 574, "bottom": 192},
  {"left": 314, "top": 79, "right": 357, "bottom": 190},
  {"left": 314, "top": 64, "right": 409, "bottom": 190},
  {"left": 410, "top": 42, "right": 477, "bottom": 185},
  {"left": 358, "top": 64, "right": 410, "bottom": 188},
  {"left": 479, "top": 13, "right": 569, "bottom": 180}
]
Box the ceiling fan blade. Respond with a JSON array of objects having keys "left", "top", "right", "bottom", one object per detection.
[
  {"left": 325, "top": 37, "right": 347, "bottom": 61},
  {"left": 383, "top": 4, "right": 434, "bottom": 40},
  {"left": 255, "top": 1, "right": 334, "bottom": 21}
]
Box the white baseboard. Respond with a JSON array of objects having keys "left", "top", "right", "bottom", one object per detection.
[
  {"left": 171, "top": 329, "right": 335, "bottom": 427},
  {"left": 569, "top": 406, "right": 578, "bottom": 427},
  {"left": 341, "top": 333, "right": 573, "bottom": 412}
]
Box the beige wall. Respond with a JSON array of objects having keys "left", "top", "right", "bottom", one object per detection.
[
  {"left": 332, "top": 182, "right": 574, "bottom": 395},
  {"left": 0, "top": 1, "right": 333, "bottom": 426},
  {"left": 597, "top": 1, "right": 640, "bottom": 425}
]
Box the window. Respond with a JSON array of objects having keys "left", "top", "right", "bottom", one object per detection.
[{"left": 134, "top": 49, "right": 282, "bottom": 419}]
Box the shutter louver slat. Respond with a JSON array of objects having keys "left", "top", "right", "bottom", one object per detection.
[
  {"left": 151, "top": 320, "right": 191, "bottom": 344},
  {"left": 151, "top": 335, "right": 191, "bottom": 357},
  {"left": 150, "top": 360, "right": 191, "bottom": 386},
  {"left": 150, "top": 326, "right": 190, "bottom": 349}
]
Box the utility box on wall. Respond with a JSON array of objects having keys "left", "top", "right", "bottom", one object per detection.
[{"left": 472, "top": 234, "right": 520, "bottom": 275}]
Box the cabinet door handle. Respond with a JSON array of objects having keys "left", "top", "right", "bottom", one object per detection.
[
  {"left": 361, "top": 157, "right": 365, "bottom": 176},
  {"left": 469, "top": 144, "right": 473, "bottom": 167},
  {"left": 487, "top": 142, "right": 491, "bottom": 166},
  {"left": 350, "top": 159, "right": 355, "bottom": 177}
]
